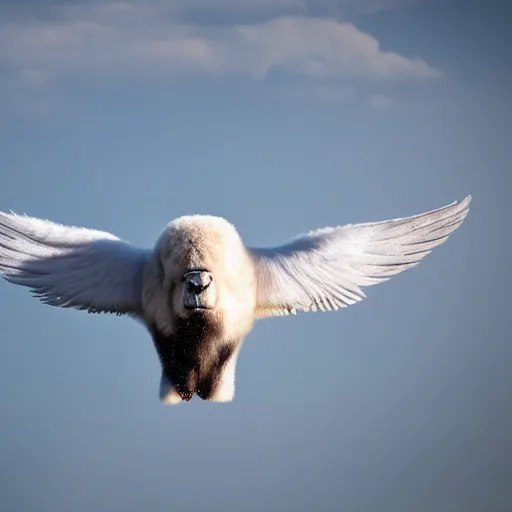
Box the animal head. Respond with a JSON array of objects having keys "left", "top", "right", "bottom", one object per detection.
[{"left": 142, "top": 214, "right": 257, "bottom": 339}]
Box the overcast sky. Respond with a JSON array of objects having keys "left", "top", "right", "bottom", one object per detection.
[{"left": 0, "top": 1, "right": 511, "bottom": 511}]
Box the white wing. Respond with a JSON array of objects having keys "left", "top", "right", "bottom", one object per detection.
[
  {"left": 0, "top": 212, "right": 151, "bottom": 315},
  {"left": 248, "top": 195, "right": 471, "bottom": 317}
]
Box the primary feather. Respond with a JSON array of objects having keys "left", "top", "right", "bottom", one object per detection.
[
  {"left": 249, "top": 195, "right": 471, "bottom": 317},
  {"left": 0, "top": 212, "right": 150, "bottom": 315}
]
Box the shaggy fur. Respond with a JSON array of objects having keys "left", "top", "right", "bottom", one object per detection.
[
  {"left": 140, "top": 215, "right": 256, "bottom": 403},
  {"left": 0, "top": 197, "right": 472, "bottom": 404}
]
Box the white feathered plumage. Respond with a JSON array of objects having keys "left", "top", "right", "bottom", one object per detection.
[{"left": 0, "top": 195, "right": 471, "bottom": 404}]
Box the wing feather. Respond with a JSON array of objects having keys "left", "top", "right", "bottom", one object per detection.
[
  {"left": 0, "top": 212, "right": 150, "bottom": 315},
  {"left": 249, "top": 195, "right": 471, "bottom": 317}
]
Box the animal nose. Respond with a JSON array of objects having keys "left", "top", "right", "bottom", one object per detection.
[{"left": 184, "top": 270, "right": 212, "bottom": 295}]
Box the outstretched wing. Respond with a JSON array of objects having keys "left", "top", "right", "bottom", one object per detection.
[
  {"left": 248, "top": 196, "right": 471, "bottom": 317},
  {"left": 0, "top": 212, "right": 151, "bottom": 315}
]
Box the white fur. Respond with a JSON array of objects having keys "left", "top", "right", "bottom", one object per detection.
[
  {"left": 159, "top": 374, "right": 183, "bottom": 405},
  {"left": 142, "top": 215, "right": 257, "bottom": 341}
]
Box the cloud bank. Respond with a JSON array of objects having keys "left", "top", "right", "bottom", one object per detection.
[{"left": 0, "top": 1, "right": 439, "bottom": 85}]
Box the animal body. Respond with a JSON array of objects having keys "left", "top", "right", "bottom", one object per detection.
[{"left": 0, "top": 196, "right": 471, "bottom": 404}]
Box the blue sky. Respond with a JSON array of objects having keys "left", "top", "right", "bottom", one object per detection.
[{"left": 0, "top": 1, "right": 511, "bottom": 511}]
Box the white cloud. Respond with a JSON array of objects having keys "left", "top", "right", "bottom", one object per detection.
[
  {"left": 232, "top": 17, "right": 439, "bottom": 79},
  {"left": 0, "top": 6, "right": 440, "bottom": 84}
]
